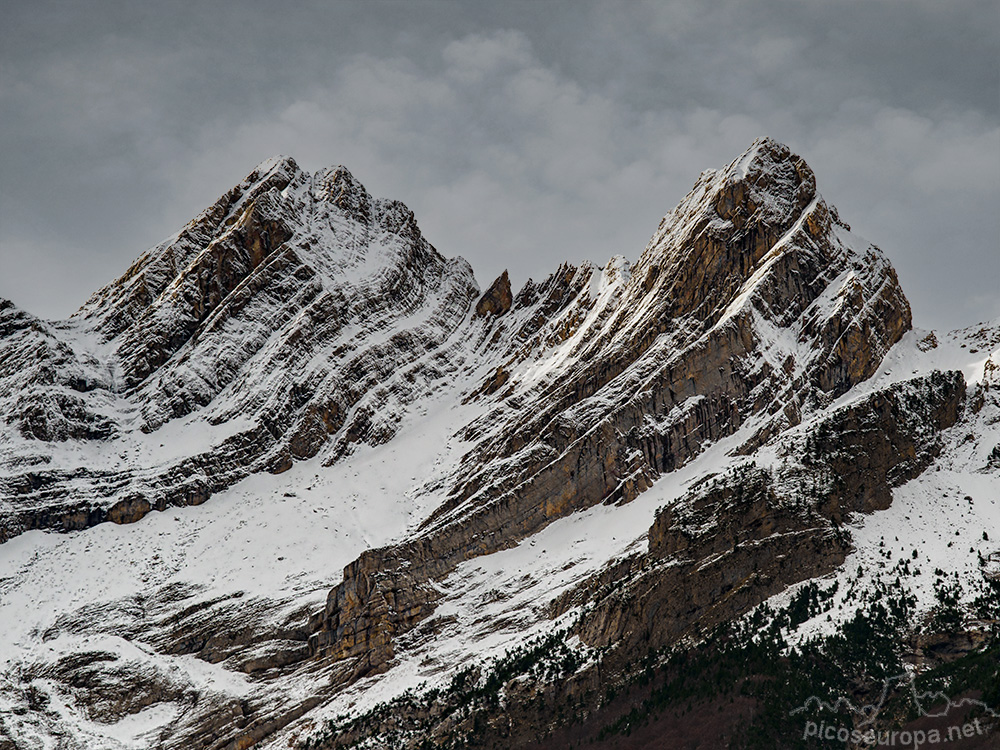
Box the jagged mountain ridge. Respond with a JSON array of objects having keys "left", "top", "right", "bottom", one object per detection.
[
  {"left": 0, "top": 140, "right": 909, "bottom": 545},
  {"left": 0, "top": 138, "right": 996, "bottom": 750},
  {"left": 0, "top": 156, "right": 479, "bottom": 540},
  {"left": 308, "top": 139, "right": 914, "bottom": 671}
]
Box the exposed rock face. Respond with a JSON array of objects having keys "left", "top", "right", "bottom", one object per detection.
[
  {"left": 3, "top": 138, "right": 985, "bottom": 750},
  {"left": 308, "top": 137, "right": 914, "bottom": 669},
  {"left": 584, "top": 370, "right": 965, "bottom": 655},
  {"left": 0, "top": 143, "right": 909, "bottom": 549},
  {"left": 0, "top": 300, "right": 117, "bottom": 443},
  {"left": 0, "top": 158, "right": 478, "bottom": 542},
  {"left": 299, "top": 370, "right": 971, "bottom": 750}
]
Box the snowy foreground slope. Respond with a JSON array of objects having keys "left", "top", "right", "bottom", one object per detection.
[{"left": 1, "top": 139, "right": 997, "bottom": 749}]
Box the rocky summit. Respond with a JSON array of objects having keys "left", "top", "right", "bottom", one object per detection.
[{"left": 1, "top": 138, "right": 997, "bottom": 750}]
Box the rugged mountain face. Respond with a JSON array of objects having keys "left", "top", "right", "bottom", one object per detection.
[
  {"left": 0, "top": 156, "right": 477, "bottom": 541},
  {"left": 309, "top": 139, "right": 914, "bottom": 673},
  {"left": 1, "top": 138, "right": 997, "bottom": 750}
]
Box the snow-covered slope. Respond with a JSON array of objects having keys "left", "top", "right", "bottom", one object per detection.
[
  {"left": 1, "top": 138, "right": 996, "bottom": 750},
  {"left": 765, "top": 321, "right": 1000, "bottom": 636}
]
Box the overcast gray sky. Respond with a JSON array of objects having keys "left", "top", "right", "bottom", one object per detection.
[{"left": 2, "top": 0, "right": 997, "bottom": 330}]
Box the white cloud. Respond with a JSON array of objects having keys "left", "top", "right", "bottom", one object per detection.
[{"left": 442, "top": 30, "right": 535, "bottom": 83}]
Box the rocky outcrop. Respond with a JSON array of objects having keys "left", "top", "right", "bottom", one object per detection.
[
  {"left": 313, "top": 370, "right": 967, "bottom": 749},
  {"left": 475, "top": 270, "right": 513, "bottom": 317},
  {"left": 0, "top": 301, "right": 117, "bottom": 443}
]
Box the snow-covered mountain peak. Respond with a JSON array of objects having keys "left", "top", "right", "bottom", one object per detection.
[
  {"left": 311, "top": 164, "right": 373, "bottom": 224},
  {"left": 0, "top": 157, "right": 480, "bottom": 535},
  {"left": 250, "top": 153, "right": 299, "bottom": 176},
  {"left": 723, "top": 135, "right": 816, "bottom": 220},
  {"left": 71, "top": 156, "right": 450, "bottom": 348},
  {"left": 642, "top": 137, "right": 817, "bottom": 269}
]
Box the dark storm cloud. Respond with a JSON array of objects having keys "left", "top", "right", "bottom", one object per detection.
[{"left": 1, "top": 0, "right": 997, "bottom": 328}]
